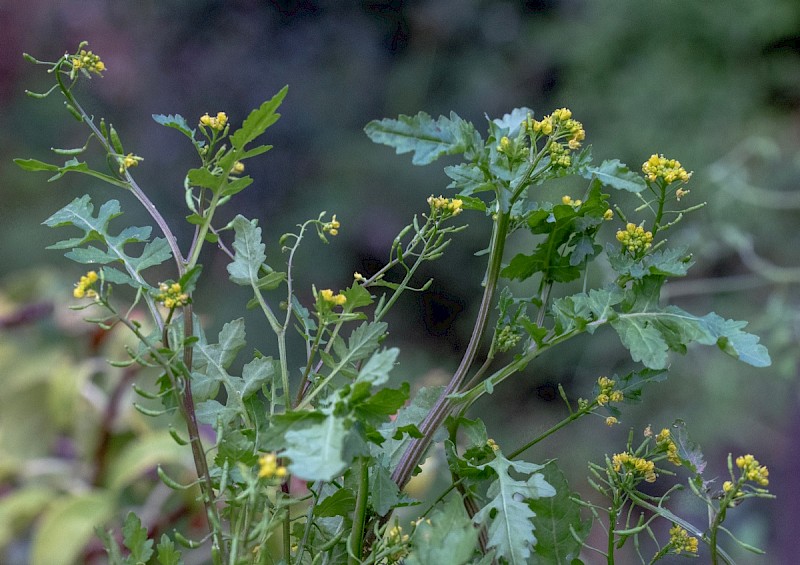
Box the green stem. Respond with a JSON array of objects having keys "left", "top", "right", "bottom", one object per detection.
[
  {"left": 507, "top": 405, "right": 591, "bottom": 460},
  {"left": 390, "top": 211, "right": 510, "bottom": 489},
  {"left": 651, "top": 181, "right": 667, "bottom": 237},
  {"left": 349, "top": 458, "right": 370, "bottom": 564}
]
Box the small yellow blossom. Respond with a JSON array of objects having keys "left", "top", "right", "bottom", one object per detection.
[
  {"left": 735, "top": 454, "right": 769, "bottom": 486},
  {"left": 676, "top": 188, "right": 690, "bottom": 201},
  {"left": 603, "top": 209, "right": 614, "bottom": 220},
  {"left": 497, "top": 136, "right": 512, "bottom": 153},
  {"left": 231, "top": 161, "right": 245, "bottom": 175},
  {"left": 354, "top": 272, "right": 365, "bottom": 282},
  {"left": 319, "top": 288, "right": 347, "bottom": 307},
  {"left": 612, "top": 451, "right": 657, "bottom": 482},
  {"left": 322, "top": 215, "right": 341, "bottom": 236},
  {"left": 616, "top": 222, "right": 654, "bottom": 255},
  {"left": 669, "top": 525, "right": 699, "bottom": 554},
  {"left": 427, "top": 195, "right": 464, "bottom": 216},
  {"left": 561, "top": 195, "right": 582, "bottom": 207},
  {"left": 118, "top": 153, "right": 142, "bottom": 175},
  {"left": 258, "top": 453, "right": 288, "bottom": 480},
  {"left": 155, "top": 282, "right": 189, "bottom": 309},
  {"left": 642, "top": 154, "right": 692, "bottom": 184},
  {"left": 73, "top": 270, "right": 99, "bottom": 299},
  {"left": 595, "top": 376, "right": 624, "bottom": 407},
  {"left": 487, "top": 438, "right": 500, "bottom": 451},
  {"left": 71, "top": 48, "right": 106, "bottom": 75},
  {"left": 199, "top": 111, "right": 228, "bottom": 131},
  {"left": 723, "top": 480, "right": 734, "bottom": 493},
  {"left": 655, "top": 428, "right": 681, "bottom": 466},
  {"left": 605, "top": 416, "right": 619, "bottom": 426}
]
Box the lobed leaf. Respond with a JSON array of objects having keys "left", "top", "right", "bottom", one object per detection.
[
  {"left": 581, "top": 159, "right": 647, "bottom": 193},
  {"left": 230, "top": 86, "right": 288, "bottom": 149},
  {"left": 152, "top": 113, "right": 195, "bottom": 139}
]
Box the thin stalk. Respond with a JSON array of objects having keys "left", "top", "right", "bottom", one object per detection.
[
  {"left": 349, "top": 457, "right": 370, "bottom": 564},
  {"left": 391, "top": 211, "right": 510, "bottom": 489},
  {"left": 507, "top": 405, "right": 591, "bottom": 460}
]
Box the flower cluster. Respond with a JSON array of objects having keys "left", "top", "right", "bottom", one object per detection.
[
  {"left": 118, "top": 153, "right": 142, "bottom": 175},
  {"left": 486, "top": 438, "right": 500, "bottom": 452},
  {"left": 668, "top": 525, "right": 699, "bottom": 554},
  {"left": 427, "top": 195, "right": 464, "bottom": 216},
  {"left": 71, "top": 48, "right": 106, "bottom": 75},
  {"left": 257, "top": 453, "right": 288, "bottom": 480},
  {"left": 616, "top": 223, "right": 654, "bottom": 255},
  {"left": 199, "top": 111, "right": 228, "bottom": 131},
  {"left": 319, "top": 288, "right": 347, "bottom": 307},
  {"left": 322, "top": 214, "right": 340, "bottom": 236},
  {"left": 734, "top": 454, "right": 769, "bottom": 486},
  {"left": 525, "top": 108, "right": 585, "bottom": 168},
  {"left": 384, "top": 524, "right": 410, "bottom": 563},
  {"left": 642, "top": 154, "right": 692, "bottom": 184},
  {"left": 561, "top": 195, "right": 582, "bottom": 208},
  {"left": 495, "top": 325, "right": 521, "bottom": 352},
  {"left": 655, "top": 428, "right": 681, "bottom": 466},
  {"left": 155, "top": 282, "right": 189, "bottom": 309},
  {"left": 73, "top": 270, "right": 99, "bottom": 299},
  {"left": 612, "top": 451, "right": 657, "bottom": 483},
  {"left": 596, "top": 376, "right": 624, "bottom": 406}
]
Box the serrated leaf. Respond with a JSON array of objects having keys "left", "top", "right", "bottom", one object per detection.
[
  {"left": 340, "top": 321, "right": 388, "bottom": 365},
  {"left": 191, "top": 318, "right": 248, "bottom": 411},
  {"left": 355, "top": 347, "right": 398, "bottom": 386},
  {"left": 186, "top": 167, "right": 221, "bottom": 190},
  {"left": 156, "top": 534, "right": 183, "bottom": 565},
  {"left": 445, "top": 163, "right": 493, "bottom": 196},
  {"left": 611, "top": 316, "right": 670, "bottom": 369},
  {"left": 364, "top": 111, "right": 479, "bottom": 165},
  {"left": 473, "top": 453, "right": 556, "bottom": 565},
  {"left": 220, "top": 175, "right": 254, "bottom": 198},
  {"left": 314, "top": 487, "right": 356, "bottom": 518},
  {"left": 529, "top": 462, "right": 590, "bottom": 564},
  {"left": 152, "top": 113, "right": 195, "bottom": 139},
  {"left": 240, "top": 356, "right": 278, "bottom": 398},
  {"left": 230, "top": 86, "right": 288, "bottom": 149},
  {"left": 122, "top": 512, "right": 154, "bottom": 563},
  {"left": 378, "top": 386, "right": 444, "bottom": 468},
  {"left": 670, "top": 420, "right": 706, "bottom": 475},
  {"left": 406, "top": 495, "right": 478, "bottom": 565},
  {"left": 492, "top": 107, "right": 533, "bottom": 137},
  {"left": 227, "top": 215, "right": 268, "bottom": 286},
  {"left": 284, "top": 414, "right": 349, "bottom": 481},
  {"left": 581, "top": 159, "right": 646, "bottom": 193}
]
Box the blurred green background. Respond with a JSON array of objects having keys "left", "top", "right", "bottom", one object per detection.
[{"left": 2, "top": 1, "right": 799, "bottom": 563}]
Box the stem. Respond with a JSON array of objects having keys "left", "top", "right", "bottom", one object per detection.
[
  {"left": 390, "top": 211, "right": 510, "bottom": 490},
  {"left": 651, "top": 181, "right": 667, "bottom": 237},
  {"left": 507, "top": 405, "right": 591, "bottom": 460},
  {"left": 349, "top": 458, "right": 370, "bottom": 564}
]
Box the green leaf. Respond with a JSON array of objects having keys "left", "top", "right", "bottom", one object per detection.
[
  {"left": 283, "top": 414, "right": 349, "bottom": 481},
  {"left": 355, "top": 347, "right": 398, "bottom": 386},
  {"left": 314, "top": 487, "right": 356, "bottom": 518},
  {"left": 152, "top": 113, "right": 195, "bottom": 139},
  {"left": 406, "top": 495, "right": 478, "bottom": 565},
  {"left": 610, "top": 316, "right": 670, "bottom": 369},
  {"left": 191, "top": 318, "right": 249, "bottom": 417},
  {"left": 608, "top": 245, "right": 694, "bottom": 279},
  {"left": 220, "top": 175, "right": 254, "bottom": 198},
  {"left": 107, "top": 433, "right": 192, "bottom": 490},
  {"left": 377, "top": 386, "right": 444, "bottom": 468},
  {"left": 338, "top": 321, "right": 389, "bottom": 366},
  {"left": 354, "top": 382, "right": 410, "bottom": 426},
  {"left": 230, "top": 86, "right": 288, "bottom": 149},
  {"left": 227, "top": 215, "right": 268, "bottom": 286},
  {"left": 528, "top": 462, "right": 590, "bottom": 564},
  {"left": 445, "top": 163, "right": 493, "bottom": 197},
  {"left": 156, "top": 534, "right": 184, "bottom": 565},
  {"left": 31, "top": 492, "right": 116, "bottom": 565},
  {"left": 472, "top": 453, "right": 556, "bottom": 565},
  {"left": 122, "top": 512, "right": 154, "bottom": 563},
  {"left": 581, "top": 159, "right": 646, "bottom": 193},
  {"left": 364, "top": 111, "right": 480, "bottom": 165},
  {"left": 240, "top": 356, "right": 278, "bottom": 399},
  {"left": 370, "top": 463, "right": 402, "bottom": 515},
  {"left": 14, "top": 157, "right": 59, "bottom": 172},
  {"left": 0, "top": 486, "right": 53, "bottom": 548},
  {"left": 670, "top": 419, "right": 706, "bottom": 475}
]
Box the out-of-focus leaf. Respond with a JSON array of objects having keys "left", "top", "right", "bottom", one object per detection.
[
  {"left": 107, "top": 433, "right": 191, "bottom": 490},
  {"left": 406, "top": 495, "right": 478, "bottom": 565}
]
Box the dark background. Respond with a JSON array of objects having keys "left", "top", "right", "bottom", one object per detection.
[{"left": 2, "top": 1, "right": 799, "bottom": 562}]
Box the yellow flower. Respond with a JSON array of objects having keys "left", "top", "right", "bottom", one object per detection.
[
  {"left": 71, "top": 48, "right": 106, "bottom": 75},
  {"left": 616, "top": 223, "right": 653, "bottom": 255},
  {"left": 603, "top": 209, "right": 614, "bottom": 220},
  {"left": 427, "top": 195, "right": 463, "bottom": 216},
  {"left": 612, "top": 451, "right": 656, "bottom": 482},
  {"left": 258, "top": 453, "right": 288, "bottom": 480},
  {"left": 497, "top": 136, "right": 512, "bottom": 153},
  {"left": 73, "top": 270, "right": 99, "bottom": 299},
  {"left": 199, "top": 111, "right": 228, "bottom": 131},
  {"left": 322, "top": 214, "right": 341, "bottom": 236},
  {"left": 642, "top": 154, "right": 692, "bottom": 184},
  {"left": 723, "top": 480, "right": 734, "bottom": 493},
  {"left": 354, "top": 272, "right": 365, "bottom": 282},
  {"left": 487, "top": 438, "right": 500, "bottom": 451},
  {"left": 561, "top": 195, "right": 582, "bottom": 207},
  {"left": 320, "top": 288, "right": 347, "bottom": 307},
  {"left": 669, "top": 525, "right": 698, "bottom": 554},
  {"left": 231, "top": 161, "right": 245, "bottom": 175},
  {"left": 155, "top": 282, "right": 189, "bottom": 309},
  {"left": 605, "top": 416, "right": 618, "bottom": 426},
  {"left": 118, "top": 153, "right": 142, "bottom": 175}
]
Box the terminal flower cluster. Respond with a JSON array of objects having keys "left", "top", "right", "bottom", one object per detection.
[
  {"left": 322, "top": 214, "right": 340, "bottom": 236},
  {"left": 319, "top": 288, "right": 347, "bottom": 307},
  {"left": 73, "top": 270, "right": 99, "bottom": 299},
  {"left": 155, "top": 282, "right": 189, "bottom": 309},
  {"left": 427, "top": 195, "right": 464, "bottom": 216},
  {"left": 199, "top": 111, "right": 229, "bottom": 131},
  {"left": 596, "top": 376, "right": 624, "bottom": 406},
  {"left": 612, "top": 451, "right": 657, "bottom": 483},
  {"left": 642, "top": 154, "right": 691, "bottom": 185},
  {"left": 723, "top": 454, "right": 769, "bottom": 491},
  {"left": 71, "top": 48, "right": 105, "bottom": 75},
  {"left": 616, "top": 222, "right": 654, "bottom": 255},
  {"left": 257, "top": 453, "right": 288, "bottom": 480},
  {"left": 668, "top": 524, "right": 699, "bottom": 554},
  {"left": 523, "top": 107, "right": 585, "bottom": 168}
]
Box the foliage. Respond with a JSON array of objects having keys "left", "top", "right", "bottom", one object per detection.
[{"left": 7, "top": 43, "right": 776, "bottom": 564}]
